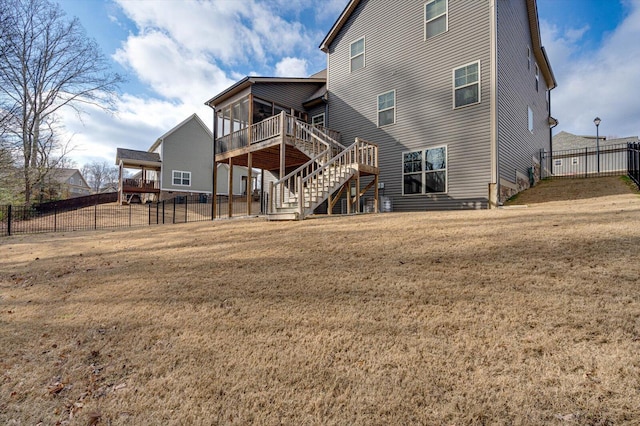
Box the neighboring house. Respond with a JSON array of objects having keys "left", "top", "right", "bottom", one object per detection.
[
  {"left": 206, "top": 0, "right": 557, "bottom": 218},
  {"left": 116, "top": 114, "right": 253, "bottom": 203},
  {"left": 43, "top": 168, "right": 92, "bottom": 200},
  {"left": 550, "top": 131, "right": 638, "bottom": 177}
]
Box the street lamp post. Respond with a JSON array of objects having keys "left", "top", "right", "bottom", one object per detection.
[{"left": 594, "top": 117, "right": 601, "bottom": 174}]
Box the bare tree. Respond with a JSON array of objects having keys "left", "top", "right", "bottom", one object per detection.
[
  {"left": 0, "top": 0, "right": 123, "bottom": 205},
  {"left": 82, "top": 160, "right": 119, "bottom": 193}
]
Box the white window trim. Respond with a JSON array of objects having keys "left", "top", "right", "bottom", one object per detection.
[
  {"left": 377, "top": 89, "right": 396, "bottom": 127},
  {"left": 172, "top": 170, "right": 191, "bottom": 187},
  {"left": 452, "top": 60, "right": 481, "bottom": 109},
  {"left": 424, "top": 0, "right": 448, "bottom": 40},
  {"left": 350, "top": 36, "right": 365, "bottom": 73},
  {"left": 535, "top": 63, "right": 539, "bottom": 92},
  {"left": 528, "top": 106, "right": 534, "bottom": 133},
  {"left": 311, "top": 113, "right": 325, "bottom": 127},
  {"left": 402, "top": 145, "right": 448, "bottom": 196}
]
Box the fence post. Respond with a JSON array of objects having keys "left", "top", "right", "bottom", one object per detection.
[
  {"left": 148, "top": 202, "right": 151, "bottom": 225},
  {"left": 95, "top": 204, "right": 98, "bottom": 230},
  {"left": 172, "top": 199, "right": 176, "bottom": 224},
  {"left": 129, "top": 203, "right": 132, "bottom": 227},
  {"left": 7, "top": 205, "right": 11, "bottom": 236},
  {"left": 162, "top": 200, "right": 165, "bottom": 224},
  {"left": 185, "top": 195, "right": 188, "bottom": 223},
  {"left": 54, "top": 205, "right": 57, "bottom": 232}
]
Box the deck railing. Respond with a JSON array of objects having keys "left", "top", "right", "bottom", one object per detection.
[
  {"left": 122, "top": 178, "right": 159, "bottom": 191},
  {"left": 215, "top": 112, "right": 342, "bottom": 155},
  {"left": 270, "top": 137, "right": 378, "bottom": 218}
]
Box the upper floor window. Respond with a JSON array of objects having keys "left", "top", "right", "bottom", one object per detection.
[
  {"left": 425, "top": 0, "right": 447, "bottom": 39},
  {"left": 453, "top": 61, "right": 480, "bottom": 108},
  {"left": 527, "top": 47, "right": 531, "bottom": 70},
  {"left": 350, "top": 37, "right": 365, "bottom": 72},
  {"left": 172, "top": 170, "right": 191, "bottom": 187},
  {"left": 312, "top": 113, "right": 325, "bottom": 127},
  {"left": 528, "top": 106, "right": 534, "bottom": 133},
  {"left": 535, "top": 64, "right": 539, "bottom": 91},
  {"left": 377, "top": 90, "right": 396, "bottom": 127},
  {"left": 403, "top": 146, "right": 447, "bottom": 195}
]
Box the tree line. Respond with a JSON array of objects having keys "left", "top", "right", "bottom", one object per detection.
[{"left": 0, "top": 0, "right": 123, "bottom": 205}]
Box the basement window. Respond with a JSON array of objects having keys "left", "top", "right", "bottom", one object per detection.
[{"left": 403, "top": 145, "right": 447, "bottom": 195}]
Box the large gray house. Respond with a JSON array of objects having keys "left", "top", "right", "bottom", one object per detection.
[{"left": 206, "top": 0, "right": 557, "bottom": 218}]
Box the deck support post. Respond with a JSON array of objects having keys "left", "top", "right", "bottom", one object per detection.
[
  {"left": 246, "top": 152, "right": 253, "bottom": 215},
  {"left": 374, "top": 174, "right": 379, "bottom": 213},
  {"left": 355, "top": 171, "right": 360, "bottom": 214},
  {"left": 228, "top": 158, "right": 233, "bottom": 218},
  {"left": 212, "top": 160, "right": 217, "bottom": 219},
  {"left": 346, "top": 178, "right": 352, "bottom": 214}
]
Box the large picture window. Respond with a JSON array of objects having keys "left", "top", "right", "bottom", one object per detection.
[
  {"left": 403, "top": 146, "right": 447, "bottom": 195},
  {"left": 172, "top": 170, "right": 191, "bottom": 187},
  {"left": 425, "top": 0, "right": 447, "bottom": 39},
  {"left": 377, "top": 90, "right": 395, "bottom": 127},
  {"left": 453, "top": 61, "right": 480, "bottom": 108},
  {"left": 350, "top": 37, "right": 365, "bottom": 72}
]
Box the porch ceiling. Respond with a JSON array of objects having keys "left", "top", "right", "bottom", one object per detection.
[{"left": 217, "top": 144, "right": 310, "bottom": 171}]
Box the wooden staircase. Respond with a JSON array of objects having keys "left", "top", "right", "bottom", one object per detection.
[{"left": 268, "top": 122, "right": 379, "bottom": 220}]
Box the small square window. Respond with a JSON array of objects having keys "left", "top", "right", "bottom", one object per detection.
[
  {"left": 377, "top": 90, "right": 396, "bottom": 127},
  {"left": 425, "top": 0, "right": 447, "bottom": 39},
  {"left": 350, "top": 37, "right": 365, "bottom": 72},
  {"left": 172, "top": 170, "right": 191, "bottom": 186}
]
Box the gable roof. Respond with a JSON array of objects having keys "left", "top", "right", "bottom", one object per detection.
[
  {"left": 319, "top": 0, "right": 556, "bottom": 89},
  {"left": 49, "top": 168, "right": 90, "bottom": 189},
  {"left": 148, "top": 113, "right": 213, "bottom": 153},
  {"left": 116, "top": 148, "right": 161, "bottom": 166},
  {"left": 553, "top": 131, "right": 639, "bottom": 151},
  {"left": 204, "top": 76, "right": 326, "bottom": 108}
]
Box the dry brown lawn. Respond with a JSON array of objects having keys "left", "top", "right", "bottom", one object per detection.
[{"left": 1, "top": 176, "right": 640, "bottom": 425}]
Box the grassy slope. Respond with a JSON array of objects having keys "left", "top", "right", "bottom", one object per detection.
[{"left": 1, "top": 177, "right": 640, "bottom": 425}]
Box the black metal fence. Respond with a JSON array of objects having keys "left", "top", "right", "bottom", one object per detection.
[
  {"left": 541, "top": 143, "right": 629, "bottom": 179},
  {"left": 1, "top": 194, "right": 264, "bottom": 237},
  {"left": 629, "top": 142, "right": 640, "bottom": 189}
]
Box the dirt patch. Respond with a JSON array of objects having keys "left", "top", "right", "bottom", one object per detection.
[{"left": 1, "top": 179, "right": 640, "bottom": 424}]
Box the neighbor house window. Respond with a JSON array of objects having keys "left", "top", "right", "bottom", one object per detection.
[
  {"left": 554, "top": 159, "right": 562, "bottom": 166},
  {"left": 172, "top": 170, "right": 191, "bottom": 186},
  {"left": 453, "top": 61, "right": 480, "bottom": 108},
  {"left": 312, "top": 113, "right": 325, "bottom": 127},
  {"left": 403, "top": 146, "right": 447, "bottom": 195},
  {"left": 350, "top": 37, "right": 365, "bottom": 72},
  {"left": 527, "top": 47, "right": 531, "bottom": 70},
  {"left": 425, "top": 0, "right": 447, "bottom": 39},
  {"left": 377, "top": 90, "right": 396, "bottom": 127},
  {"left": 535, "top": 64, "right": 539, "bottom": 91},
  {"left": 572, "top": 157, "right": 579, "bottom": 165},
  {"left": 528, "top": 106, "right": 534, "bottom": 133}
]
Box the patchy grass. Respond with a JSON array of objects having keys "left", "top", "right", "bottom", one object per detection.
[{"left": 1, "top": 178, "right": 640, "bottom": 425}]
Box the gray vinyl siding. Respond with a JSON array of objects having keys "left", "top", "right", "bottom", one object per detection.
[
  {"left": 252, "top": 83, "right": 325, "bottom": 113},
  {"left": 327, "top": 0, "right": 492, "bottom": 211},
  {"left": 161, "top": 117, "right": 213, "bottom": 193},
  {"left": 496, "top": 0, "right": 551, "bottom": 185}
]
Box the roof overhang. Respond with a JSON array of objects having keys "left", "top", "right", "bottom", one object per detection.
[
  {"left": 205, "top": 77, "right": 326, "bottom": 109},
  {"left": 526, "top": 0, "right": 557, "bottom": 90},
  {"left": 320, "top": 0, "right": 360, "bottom": 52}
]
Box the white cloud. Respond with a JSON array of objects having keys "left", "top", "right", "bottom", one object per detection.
[
  {"left": 542, "top": 2, "right": 640, "bottom": 139},
  {"left": 274, "top": 57, "right": 308, "bottom": 77}
]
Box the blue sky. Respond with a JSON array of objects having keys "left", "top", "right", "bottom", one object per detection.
[{"left": 53, "top": 0, "right": 640, "bottom": 166}]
